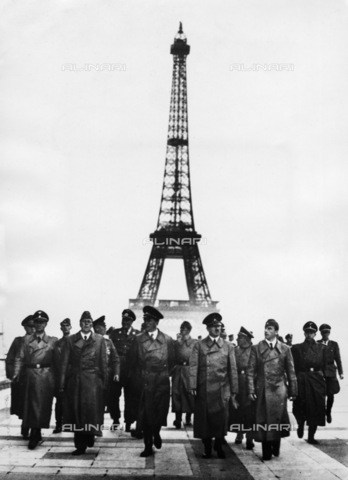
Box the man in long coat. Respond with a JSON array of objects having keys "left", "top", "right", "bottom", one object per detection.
[
  {"left": 13, "top": 310, "right": 58, "bottom": 450},
  {"left": 247, "top": 319, "right": 297, "bottom": 461},
  {"left": 93, "top": 316, "right": 120, "bottom": 418},
  {"left": 129, "top": 306, "right": 174, "bottom": 457},
  {"left": 6, "top": 315, "right": 35, "bottom": 439},
  {"left": 109, "top": 309, "right": 139, "bottom": 431},
  {"left": 229, "top": 326, "right": 255, "bottom": 449},
  {"left": 189, "top": 313, "right": 239, "bottom": 459},
  {"left": 59, "top": 311, "right": 107, "bottom": 455},
  {"left": 292, "top": 321, "right": 326, "bottom": 444},
  {"left": 172, "top": 321, "right": 197, "bottom": 429},
  {"left": 53, "top": 318, "right": 72, "bottom": 434},
  {"left": 317, "top": 323, "right": 344, "bottom": 424}
]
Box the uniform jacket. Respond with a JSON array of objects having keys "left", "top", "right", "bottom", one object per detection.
[
  {"left": 130, "top": 330, "right": 175, "bottom": 430},
  {"left": 317, "top": 339, "right": 343, "bottom": 377},
  {"left": 60, "top": 331, "right": 108, "bottom": 434},
  {"left": 172, "top": 336, "right": 197, "bottom": 413},
  {"left": 110, "top": 327, "right": 139, "bottom": 381},
  {"left": 14, "top": 333, "right": 58, "bottom": 428},
  {"left": 247, "top": 340, "right": 297, "bottom": 442},
  {"left": 189, "top": 336, "right": 239, "bottom": 439},
  {"left": 292, "top": 339, "right": 326, "bottom": 426}
]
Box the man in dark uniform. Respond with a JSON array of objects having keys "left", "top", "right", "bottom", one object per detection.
[
  {"left": 60, "top": 311, "right": 108, "bottom": 455},
  {"left": 172, "top": 321, "right": 197, "bottom": 429},
  {"left": 189, "top": 313, "right": 239, "bottom": 459},
  {"left": 247, "top": 319, "right": 297, "bottom": 461},
  {"left": 129, "top": 306, "right": 175, "bottom": 457},
  {"left": 53, "top": 318, "right": 72, "bottom": 433},
  {"left": 93, "top": 316, "right": 120, "bottom": 420},
  {"left": 109, "top": 309, "right": 139, "bottom": 431},
  {"left": 285, "top": 334, "right": 293, "bottom": 347},
  {"left": 317, "top": 324, "right": 343, "bottom": 424},
  {"left": 292, "top": 321, "right": 326, "bottom": 444},
  {"left": 230, "top": 327, "right": 255, "bottom": 449},
  {"left": 13, "top": 310, "right": 58, "bottom": 449},
  {"left": 6, "top": 315, "right": 35, "bottom": 439}
]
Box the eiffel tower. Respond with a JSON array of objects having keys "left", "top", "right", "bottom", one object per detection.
[{"left": 129, "top": 23, "right": 218, "bottom": 334}]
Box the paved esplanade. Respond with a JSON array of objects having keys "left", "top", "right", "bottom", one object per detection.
[{"left": 0, "top": 390, "right": 347, "bottom": 479}]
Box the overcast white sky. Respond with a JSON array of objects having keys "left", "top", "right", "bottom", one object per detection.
[{"left": 1, "top": 0, "right": 348, "bottom": 375}]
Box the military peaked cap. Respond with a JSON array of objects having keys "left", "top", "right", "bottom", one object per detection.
[
  {"left": 33, "top": 310, "right": 49, "bottom": 322},
  {"left": 202, "top": 312, "right": 222, "bottom": 327},
  {"left": 143, "top": 305, "right": 163, "bottom": 321},
  {"left": 93, "top": 316, "right": 106, "bottom": 328},
  {"left": 237, "top": 326, "right": 254, "bottom": 339},
  {"left": 303, "top": 321, "right": 318, "bottom": 333},
  {"left": 60, "top": 318, "right": 71, "bottom": 326},
  {"left": 285, "top": 333, "right": 293, "bottom": 340},
  {"left": 21, "top": 315, "right": 34, "bottom": 326},
  {"left": 265, "top": 319, "right": 279, "bottom": 330},
  {"left": 122, "top": 309, "right": 136, "bottom": 321},
  {"left": 80, "top": 311, "right": 93, "bottom": 321},
  {"left": 319, "top": 323, "right": 331, "bottom": 332}
]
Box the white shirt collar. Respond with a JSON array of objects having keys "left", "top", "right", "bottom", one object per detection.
[
  {"left": 267, "top": 338, "right": 277, "bottom": 348},
  {"left": 209, "top": 335, "right": 220, "bottom": 343},
  {"left": 149, "top": 329, "right": 158, "bottom": 340},
  {"left": 81, "top": 331, "right": 92, "bottom": 340}
]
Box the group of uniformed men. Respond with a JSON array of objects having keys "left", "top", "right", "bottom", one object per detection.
[{"left": 5, "top": 308, "right": 343, "bottom": 461}]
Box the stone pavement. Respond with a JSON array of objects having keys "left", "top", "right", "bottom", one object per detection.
[{"left": 0, "top": 391, "right": 347, "bottom": 479}]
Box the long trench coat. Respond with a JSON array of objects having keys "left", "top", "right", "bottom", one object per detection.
[
  {"left": 60, "top": 332, "right": 107, "bottom": 436},
  {"left": 229, "top": 345, "right": 255, "bottom": 433},
  {"left": 14, "top": 333, "right": 58, "bottom": 429},
  {"left": 292, "top": 339, "right": 326, "bottom": 427},
  {"left": 189, "top": 336, "right": 238, "bottom": 439},
  {"left": 130, "top": 330, "right": 174, "bottom": 432},
  {"left": 246, "top": 340, "right": 297, "bottom": 442},
  {"left": 172, "top": 337, "right": 197, "bottom": 414},
  {"left": 6, "top": 336, "right": 27, "bottom": 418}
]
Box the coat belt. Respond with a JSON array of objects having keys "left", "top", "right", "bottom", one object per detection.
[{"left": 26, "top": 363, "right": 51, "bottom": 369}]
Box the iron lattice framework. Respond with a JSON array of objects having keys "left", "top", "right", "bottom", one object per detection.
[{"left": 130, "top": 24, "right": 217, "bottom": 311}]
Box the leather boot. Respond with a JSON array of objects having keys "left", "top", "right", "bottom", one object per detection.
[
  {"left": 140, "top": 437, "right": 153, "bottom": 457},
  {"left": 308, "top": 425, "right": 319, "bottom": 444},
  {"left": 202, "top": 438, "right": 212, "bottom": 458},
  {"left": 214, "top": 438, "right": 226, "bottom": 459},
  {"left": 185, "top": 413, "right": 192, "bottom": 426},
  {"left": 173, "top": 412, "right": 182, "bottom": 429}
]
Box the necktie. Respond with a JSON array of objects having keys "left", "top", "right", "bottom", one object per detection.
[
  {"left": 37, "top": 337, "right": 41, "bottom": 343},
  {"left": 269, "top": 343, "right": 273, "bottom": 350},
  {"left": 84, "top": 335, "right": 87, "bottom": 341}
]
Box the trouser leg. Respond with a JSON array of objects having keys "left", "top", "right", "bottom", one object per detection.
[
  {"left": 174, "top": 412, "right": 182, "bottom": 428},
  {"left": 202, "top": 438, "right": 212, "bottom": 458},
  {"left": 262, "top": 441, "right": 272, "bottom": 460},
  {"left": 110, "top": 381, "right": 122, "bottom": 422},
  {"left": 271, "top": 439, "right": 281, "bottom": 456},
  {"left": 326, "top": 395, "right": 334, "bottom": 413},
  {"left": 185, "top": 413, "right": 192, "bottom": 425}
]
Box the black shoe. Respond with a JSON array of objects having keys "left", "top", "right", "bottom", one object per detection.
[
  {"left": 326, "top": 411, "right": 332, "bottom": 424},
  {"left": 173, "top": 420, "right": 181, "bottom": 429},
  {"left": 246, "top": 439, "right": 255, "bottom": 450},
  {"left": 53, "top": 426, "right": 62, "bottom": 434},
  {"left": 297, "top": 422, "right": 304, "bottom": 439},
  {"left": 125, "top": 423, "right": 131, "bottom": 432},
  {"left": 140, "top": 446, "right": 153, "bottom": 457},
  {"left": 86, "top": 436, "right": 95, "bottom": 448},
  {"left": 307, "top": 438, "right": 319, "bottom": 445},
  {"left": 72, "top": 448, "right": 86, "bottom": 455},
  {"left": 21, "top": 427, "right": 30, "bottom": 439},
  {"left": 28, "top": 439, "right": 38, "bottom": 450},
  {"left": 154, "top": 433, "right": 162, "bottom": 449}
]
